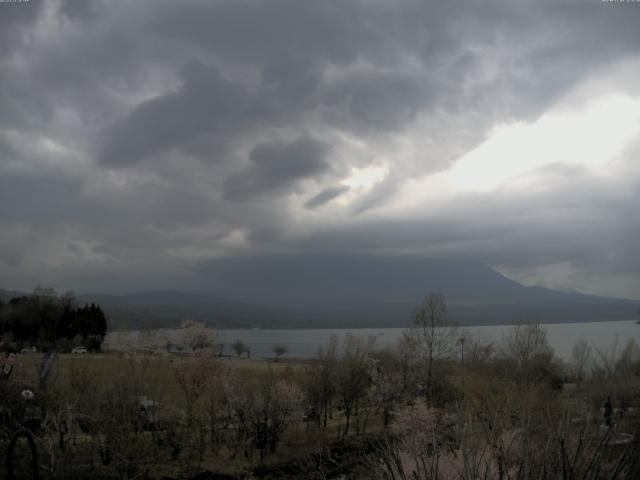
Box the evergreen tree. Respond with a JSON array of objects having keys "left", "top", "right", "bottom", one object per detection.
[{"left": 0, "top": 289, "right": 107, "bottom": 351}]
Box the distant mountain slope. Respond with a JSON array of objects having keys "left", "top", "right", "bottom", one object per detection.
[
  {"left": 0, "top": 288, "right": 301, "bottom": 329},
  {"left": 2, "top": 255, "right": 638, "bottom": 328},
  {"left": 196, "top": 255, "right": 550, "bottom": 307},
  {"left": 195, "top": 255, "right": 638, "bottom": 326},
  {"left": 0, "top": 289, "right": 26, "bottom": 301},
  {"left": 77, "top": 291, "right": 299, "bottom": 329}
]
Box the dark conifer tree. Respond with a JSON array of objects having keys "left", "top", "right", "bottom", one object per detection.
[{"left": 1, "top": 291, "right": 107, "bottom": 351}]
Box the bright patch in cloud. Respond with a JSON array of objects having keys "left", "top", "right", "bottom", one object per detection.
[
  {"left": 343, "top": 165, "right": 388, "bottom": 190},
  {"left": 446, "top": 95, "right": 640, "bottom": 192}
]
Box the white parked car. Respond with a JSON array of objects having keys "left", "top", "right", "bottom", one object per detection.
[{"left": 71, "top": 346, "right": 88, "bottom": 354}]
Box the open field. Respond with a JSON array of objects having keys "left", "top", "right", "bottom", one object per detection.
[
  {"left": 1, "top": 351, "right": 381, "bottom": 479},
  {"left": 10, "top": 353, "right": 301, "bottom": 402},
  {"left": 3, "top": 323, "right": 640, "bottom": 479}
]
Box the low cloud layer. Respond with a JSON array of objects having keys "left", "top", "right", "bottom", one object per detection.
[{"left": 1, "top": 0, "right": 639, "bottom": 299}]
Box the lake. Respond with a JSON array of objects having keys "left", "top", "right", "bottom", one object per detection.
[{"left": 217, "top": 320, "right": 640, "bottom": 361}]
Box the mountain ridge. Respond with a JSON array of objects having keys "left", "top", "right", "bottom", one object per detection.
[{"left": 2, "top": 256, "right": 637, "bottom": 328}]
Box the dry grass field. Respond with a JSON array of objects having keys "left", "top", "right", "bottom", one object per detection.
[
  {"left": 2, "top": 351, "right": 376, "bottom": 479},
  {"left": 3, "top": 325, "right": 640, "bottom": 479}
]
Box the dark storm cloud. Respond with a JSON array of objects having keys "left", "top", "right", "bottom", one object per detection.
[
  {"left": 306, "top": 185, "right": 350, "bottom": 209},
  {"left": 98, "top": 62, "right": 252, "bottom": 166},
  {"left": 58, "top": 0, "right": 105, "bottom": 22},
  {"left": 90, "top": 0, "right": 621, "bottom": 173},
  {"left": 319, "top": 69, "right": 442, "bottom": 135},
  {"left": 0, "top": 1, "right": 43, "bottom": 57},
  {"left": 224, "top": 136, "right": 330, "bottom": 201},
  {"left": 1, "top": 0, "right": 640, "bottom": 297}
]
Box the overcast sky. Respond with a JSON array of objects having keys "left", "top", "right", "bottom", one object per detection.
[{"left": 1, "top": 0, "right": 639, "bottom": 299}]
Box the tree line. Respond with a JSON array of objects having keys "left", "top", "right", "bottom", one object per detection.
[{"left": 0, "top": 287, "right": 107, "bottom": 352}]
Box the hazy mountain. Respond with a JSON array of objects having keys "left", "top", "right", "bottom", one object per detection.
[
  {"left": 76, "top": 291, "right": 299, "bottom": 330},
  {"left": 194, "top": 255, "right": 638, "bottom": 326},
  {"left": 2, "top": 256, "right": 638, "bottom": 328},
  {"left": 0, "top": 287, "right": 297, "bottom": 329},
  {"left": 0, "top": 289, "right": 26, "bottom": 301}
]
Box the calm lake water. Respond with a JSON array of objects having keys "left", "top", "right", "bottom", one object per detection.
[{"left": 218, "top": 320, "right": 640, "bottom": 361}]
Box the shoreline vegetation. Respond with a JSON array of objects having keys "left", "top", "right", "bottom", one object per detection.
[{"left": 2, "top": 292, "right": 640, "bottom": 479}]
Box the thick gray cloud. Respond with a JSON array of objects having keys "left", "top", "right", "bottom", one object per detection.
[
  {"left": 224, "top": 135, "right": 330, "bottom": 201},
  {"left": 0, "top": 1, "right": 43, "bottom": 57},
  {"left": 98, "top": 62, "right": 252, "bottom": 166},
  {"left": 0, "top": 0, "right": 639, "bottom": 298}
]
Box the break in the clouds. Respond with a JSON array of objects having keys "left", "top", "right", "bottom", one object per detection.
[{"left": 1, "top": 0, "right": 640, "bottom": 299}]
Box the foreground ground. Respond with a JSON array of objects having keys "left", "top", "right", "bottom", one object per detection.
[{"left": 2, "top": 325, "right": 640, "bottom": 479}]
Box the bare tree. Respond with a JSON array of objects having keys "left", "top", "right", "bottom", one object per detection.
[
  {"left": 336, "top": 334, "right": 376, "bottom": 436},
  {"left": 370, "top": 405, "right": 457, "bottom": 480},
  {"left": 232, "top": 340, "right": 248, "bottom": 358},
  {"left": 175, "top": 353, "right": 218, "bottom": 426},
  {"left": 225, "top": 369, "right": 302, "bottom": 461},
  {"left": 371, "top": 348, "right": 406, "bottom": 428},
  {"left": 411, "top": 292, "right": 458, "bottom": 401},
  {"left": 571, "top": 339, "right": 592, "bottom": 385},
  {"left": 179, "top": 320, "right": 216, "bottom": 353},
  {"left": 303, "top": 335, "right": 338, "bottom": 429},
  {"left": 502, "top": 321, "right": 550, "bottom": 366},
  {"left": 615, "top": 338, "right": 640, "bottom": 376},
  {"left": 272, "top": 344, "right": 287, "bottom": 361},
  {"left": 593, "top": 335, "right": 620, "bottom": 379}
]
